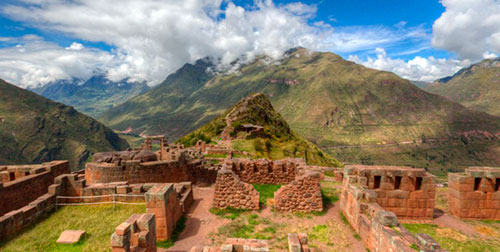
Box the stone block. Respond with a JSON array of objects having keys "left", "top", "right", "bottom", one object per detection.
[{"left": 56, "top": 230, "right": 86, "bottom": 244}]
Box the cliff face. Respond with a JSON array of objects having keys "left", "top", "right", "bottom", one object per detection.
[{"left": 0, "top": 79, "right": 129, "bottom": 169}]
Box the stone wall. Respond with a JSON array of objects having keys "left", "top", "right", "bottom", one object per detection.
[
  {"left": 340, "top": 173, "right": 445, "bottom": 252},
  {"left": 85, "top": 152, "right": 218, "bottom": 186},
  {"left": 0, "top": 161, "right": 69, "bottom": 216},
  {"left": 111, "top": 213, "right": 156, "bottom": 252},
  {"left": 213, "top": 169, "right": 260, "bottom": 210},
  {"left": 189, "top": 238, "right": 269, "bottom": 252},
  {"left": 449, "top": 167, "right": 500, "bottom": 219},
  {"left": 145, "top": 184, "right": 183, "bottom": 241},
  {"left": 0, "top": 191, "right": 56, "bottom": 241},
  {"left": 345, "top": 165, "right": 436, "bottom": 219},
  {"left": 225, "top": 158, "right": 305, "bottom": 184},
  {"left": 274, "top": 170, "right": 323, "bottom": 212},
  {"left": 288, "top": 233, "right": 313, "bottom": 252}
]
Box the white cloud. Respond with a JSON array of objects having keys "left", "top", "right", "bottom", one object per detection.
[
  {"left": 325, "top": 24, "right": 429, "bottom": 53},
  {"left": 432, "top": 0, "right": 500, "bottom": 60},
  {"left": 0, "top": 38, "right": 117, "bottom": 88},
  {"left": 348, "top": 48, "right": 471, "bottom": 82},
  {"left": 66, "top": 42, "right": 84, "bottom": 51},
  {"left": 1, "top": 0, "right": 332, "bottom": 86}
]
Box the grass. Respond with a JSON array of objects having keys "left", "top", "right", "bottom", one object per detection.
[
  {"left": 252, "top": 184, "right": 281, "bottom": 206},
  {"left": 0, "top": 204, "right": 146, "bottom": 252},
  {"left": 403, "top": 223, "right": 500, "bottom": 252},
  {"left": 157, "top": 216, "right": 187, "bottom": 249}
]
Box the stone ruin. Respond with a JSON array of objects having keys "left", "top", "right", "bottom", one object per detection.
[
  {"left": 85, "top": 146, "right": 218, "bottom": 186},
  {"left": 288, "top": 233, "right": 313, "bottom": 252},
  {"left": 340, "top": 165, "right": 444, "bottom": 252},
  {"left": 111, "top": 213, "right": 156, "bottom": 252},
  {"left": 274, "top": 170, "right": 323, "bottom": 212},
  {"left": 344, "top": 165, "right": 436, "bottom": 219},
  {"left": 189, "top": 238, "right": 270, "bottom": 252},
  {"left": 212, "top": 158, "right": 323, "bottom": 212},
  {"left": 212, "top": 168, "right": 260, "bottom": 210},
  {"left": 449, "top": 167, "right": 500, "bottom": 219}
]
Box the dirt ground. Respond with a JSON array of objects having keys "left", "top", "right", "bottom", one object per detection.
[
  {"left": 166, "top": 183, "right": 366, "bottom": 252},
  {"left": 166, "top": 187, "right": 231, "bottom": 251}
]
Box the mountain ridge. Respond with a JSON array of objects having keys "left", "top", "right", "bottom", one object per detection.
[
  {"left": 425, "top": 58, "right": 500, "bottom": 116},
  {"left": 0, "top": 79, "right": 129, "bottom": 169},
  {"left": 99, "top": 48, "right": 500, "bottom": 172},
  {"left": 31, "top": 74, "right": 150, "bottom": 118}
]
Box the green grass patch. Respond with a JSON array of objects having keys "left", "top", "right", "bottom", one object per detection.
[
  {"left": 403, "top": 223, "right": 500, "bottom": 252},
  {"left": 252, "top": 184, "right": 281, "bottom": 206},
  {"left": 216, "top": 214, "right": 275, "bottom": 241},
  {"left": 0, "top": 204, "right": 145, "bottom": 252},
  {"left": 209, "top": 207, "right": 248, "bottom": 220}
]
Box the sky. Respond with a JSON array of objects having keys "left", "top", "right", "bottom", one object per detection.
[{"left": 0, "top": 0, "right": 499, "bottom": 88}]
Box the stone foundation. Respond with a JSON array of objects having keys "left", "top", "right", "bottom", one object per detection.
[
  {"left": 449, "top": 167, "right": 500, "bottom": 219},
  {"left": 111, "top": 213, "right": 156, "bottom": 252},
  {"left": 212, "top": 169, "right": 260, "bottom": 210},
  {"left": 345, "top": 165, "right": 436, "bottom": 219},
  {"left": 274, "top": 170, "right": 322, "bottom": 212},
  {"left": 340, "top": 172, "right": 444, "bottom": 252},
  {"left": 189, "top": 238, "right": 269, "bottom": 252}
]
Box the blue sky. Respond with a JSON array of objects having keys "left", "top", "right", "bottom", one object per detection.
[{"left": 0, "top": 0, "right": 498, "bottom": 87}]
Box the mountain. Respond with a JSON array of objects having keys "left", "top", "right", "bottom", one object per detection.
[
  {"left": 32, "top": 74, "right": 149, "bottom": 117},
  {"left": 178, "top": 93, "right": 342, "bottom": 167},
  {"left": 424, "top": 58, "right": 500, "bottom": 116},
  {"left": 411, "top": 80, "right": 430, "bottom": 88},
  {"left": 0, "top": 79, "right": 129, "bottom": 169},
  {"left": 99, "top": 48, "right": 500, "bottom": 173}
]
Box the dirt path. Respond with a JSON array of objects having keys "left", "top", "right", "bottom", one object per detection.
[
  {"left": 433, "top": 212, "right": 482, "bottom": 237},
  {"left": 166, "top": 186, "right": 230, "bottom": 252}
]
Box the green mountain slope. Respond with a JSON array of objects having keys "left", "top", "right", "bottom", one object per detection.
[
  {"left": 99, "top": 48, "right": 500, "bottom": 173},
  {"left": 424, "top": 58, "right": 500, "bottom": 116},
  {"left": 178, "top": 93, "right": 342, "bottom": 167},
  {"left": 0, "top": 79, "right": 129, "bottom": 169},
  {"left": 31, "top": 75, "right": 149, "bottom": 118}
]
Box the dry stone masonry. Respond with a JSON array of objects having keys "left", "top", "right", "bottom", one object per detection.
[
  {"left": 345, "top": 165, "right": 436, "bottom": 219},
  {"left": 225, "top": 158, "right": 304, "bottom": 184},
  {"left": 212, "top": 169, "right": 260, "bottom": 210},
  {"left": 189, "top": 238, "right": 269, "bottom": 252},
  {"left": 340, "top": 166, "right": 445, "bottom": 252},
  {"left": 86, "top": 148, "right": 218, "bottom": 186},
  {"left": 274, "top": 170, "right": 323, "bottom": 212},
  {"left": 111, "top": 213, "right": 156, "bottom": 252},
  {"left": 448, "top": 167, "right": 500, "bottom": 219}
]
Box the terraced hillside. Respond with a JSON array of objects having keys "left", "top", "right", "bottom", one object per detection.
[
  {"left": 0, "top": 79, "right": 129, "bottom": 169},
  {"left": 178, "top": 93, "right": 342, "bottom": 167},
  {"left": 99, "top": 48, "right": 500, "bottom": 173}
]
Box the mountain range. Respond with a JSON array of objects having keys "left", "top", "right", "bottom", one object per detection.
[
  {"left": 0, "top": 79, "right": 129, "bottom": 169},
  {"left": 31, "top": 74, "right": 149, "bottom": 118},
  {"left": 98, "top": 48, "right": 500, "bottom": 173},
  {"left": 424, "top": 58, "right": 500, "bottom": 117}
]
